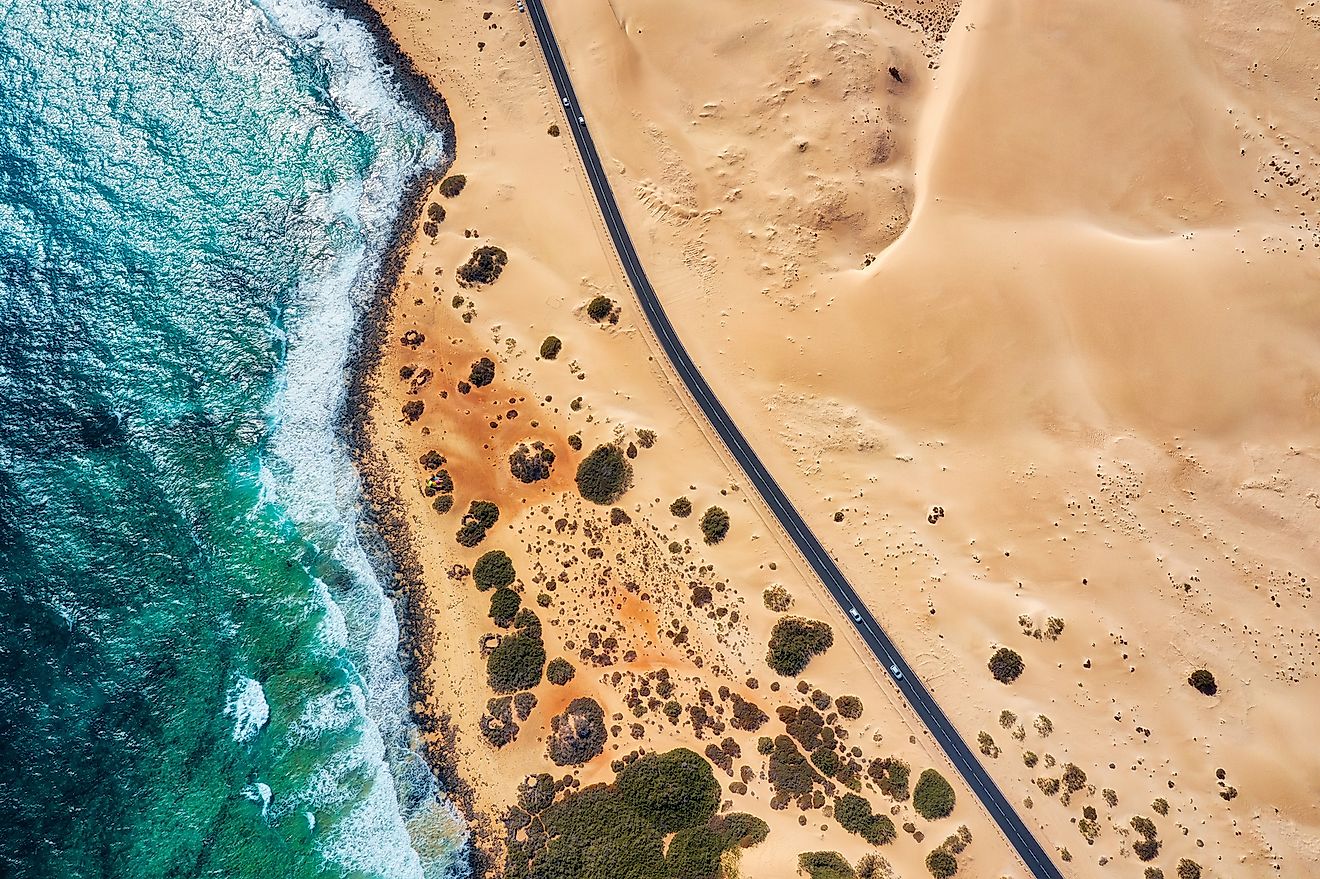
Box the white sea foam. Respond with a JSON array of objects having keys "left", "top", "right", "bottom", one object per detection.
[
  {"left": 244, "top": 782, "right": 274, "bottom": 816},
  {"left": 225, "top": 675, "right": 270, "bottom": 743}
]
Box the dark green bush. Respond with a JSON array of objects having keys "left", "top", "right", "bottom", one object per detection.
[
  {"left": 438, "top": 174, "right": 466, "bottom": 197},
  {"left": 575, "top": 444, "right": 632, "bottom": 504},
  {"left": 419, "top": 449, "right": 446, "bottom": 469},
  {"left": 988, "top": 647, "right": 1025, "bottom": 684},
  {"left": 925, "top": 848, "right": 958, "bottom": 878},
  {"left": 517, "top": 772, "right": 556, "bottom": 813},
  {"left": 798, "top": 851, "right": 856, "bottom": 879},
  {"left": 1134, "top": 838, "right": 1161, "bottom": 861},
  {"left": 469, "top": 500, "right": 500, "bottom": 528},
  {"left": 426, "top": 201, "right": 445, "bottom": 223},
  {"left": 1061, "top": 763, "right": 1087, "bottom": 793},
  {"left": 1187, "top": 668, "right": 1216, "bottom": 696},
  {"left": 489, "top": 587, "right": 521, "bottom": 625},
  {"left": 670, "top": 496, "right": 692, "bottom": 518},
  {"left": 473, "top": 550, "right": 516, "bottom": 590},
  {"left": 469, "top": 357, "right": 496, "bottom": 387},
  {"left": 834, "top": 793, "right": 896, "bottom": 845},
  {"left": 566, "top": 433, "right": 582, "bottom": 451},
  {"left": 548, "top": 697, "right": 607, "bottom": 766},
  {"left": 913, "top": 769, "right": 955, "bottom": 820},
  {"left": 586, "top": 295, "right": 613, "bottom": 321},
  {"left": 728, "top": 693, "right": 767, "bottom": 731},
  {"left": 811, "top": 747, "right": 840, "bottom": 777},
  {"left": 456, "top": 519, "right": 487, "bottom": 547},
  {"left": 509, "top": 442, "right": 555, "bottom": 483},
  {"left": 432, "top": 494, "right": 454, "bottom": 514},
  {"left": 768, "top": 735, "right": 818, "bottom": 795},
  {"left": 868, "top": 757, "right": 911, "bottom": 801},
  {"left": 402, "top": 400, "right": 424, "bottom": 422},
  {"left": 540, "top": 336, "right": 562, "bottom": 359},
  {"left": 487, "top": 632, "right": 545, "bottom": 693},
  {"left": 664, "top": 826, "right": 725, "bottom": 879},
  {"left": 700, "top": 506, "right": 730, "bottom": 544},
  {"left": 766, "top": 616, "right": 834, "bottom": 676},
  {"left": 836, "top": 695, "right": 863, "bottom": 720},
  {"left": 546, "top": 657, "right": 575, "bottom": 686},
  {"left": 1176, "top": 859, "right": 1201, "bottom": 879},
  {"left": 457, "top": 244, "right": 507, "bottom": 286},
  {"left": 709, "top": 812, "right": 769, "bottom": 848},
  {"left": 616, "top": 747, "right": 719, "bottom": 835}
]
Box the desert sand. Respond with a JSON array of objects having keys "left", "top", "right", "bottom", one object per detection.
[{"left": 361, "top": 0, "right": 1320, "bottom": 876}]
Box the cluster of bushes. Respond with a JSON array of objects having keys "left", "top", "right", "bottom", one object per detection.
[
  {"left": 835, "top": 695, "right": 863, "bottom": 720},
  {"left": 987, "top": 647, "right": 1025, "bottom": 684},
  {"left": 728, "top": 693, "right": 767, "bottom": 731},
  {"left": 868, "top": 757, "right": 911, "bottom": 801},
  {"left": 925, "top": 848, "right": 958, "bottom": 879},
  {"left": 700, "top": 506, "right": 730, "bottom": 544},
  {"left": 547, "top": 697, "right": 607, "bottom": 766},
  {"left": 457, "top": 245, "right": 508, "bottom": 286},
  {"left": 457, "top": 500, "right": 500, "bottom": 547},
  {"left": 509, "top": 441, "right": 555, "bottom": 483},
  {"left": 489, "top": 587, "right": 521, "bottom": 626},
  {"left": 539, "top": 336, "right": 561, "bottom": 359},
  {"left": 473, "top": 550, "right": 516, "bottom": 590},
  {"left": 913, "top": 769, "right": 955, "bottom": 819},
  {"left": 768, "top": 734, "right": 819, "bottom": 796},
  {"left": 1131, "top": 815, "right": 1161, "bottom": 861},
  {"left": 487, "top": 609, "right": 545, "bottom": 693},
  {"left": 762, "top": 584, "right": 793, "bottom": 612},
  {"left": 1187, "top": 668, "right": 1216, "bottom": 696},
  {"left": 401, "top": 400, "right": 424, "bottom": 423},
  {"left": 669, "top": 496, "right": 692, "bottom": 518},
  {"left": 798, "top": 852, "right": 856, "bottom": 879},
  {"left": 546, "top": 657, "right": 575, "bottom": 686},
  {"left": 575, "top": 444, "right": 632, "bottom": 504},
  {"left": 507, "top": 748, "right": 763, "bottom": 879},
  {"left": 766, "top": 616, "right": 834, "bottom": 676},
  {"left": 834, "top": 793, "right": 896, "bottom": 845},
  {"left": 468, "top": 356, "right": 496, "bottom": 387}
]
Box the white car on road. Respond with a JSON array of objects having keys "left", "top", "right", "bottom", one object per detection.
[
  {"left": 890, "top": 663, "right": 903, "bottom": 681},
  {"left": 848, "top": 607, "right": 862, "bottom": 622}
]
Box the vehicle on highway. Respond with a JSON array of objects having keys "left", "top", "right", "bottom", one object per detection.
[
  {"left": 577, "top": 115, "right": 585, "bottom": 124},
  {"left": 848, "top": 607, "right": 862, "bottom": 622},
  {"left": 889, "top": 663, "right": 904, "bottom": 681},
  {"left": 562, "top": 96, "right": 569, "bottom": 106}
]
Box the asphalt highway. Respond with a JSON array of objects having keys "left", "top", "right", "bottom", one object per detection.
[{"left": 521, "top": 3, "right": 1063, "bottom": 876}]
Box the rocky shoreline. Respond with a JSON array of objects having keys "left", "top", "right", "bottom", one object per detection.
[{"left": 334, "top": 4, "right": 496, "bottom": 875}]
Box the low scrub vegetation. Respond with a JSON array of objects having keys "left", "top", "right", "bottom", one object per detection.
[
  {"left": 586, "top": 295, "right": 613, "bottom": 321},
  {"left": 486, "top": 610, "right": 544, "bottom": 693},
  {"left": 834, "top": 793, "right": 896, "bottom": 845},
  {"left": 437, "top": 174, "right": 466, "bottom": 197},
  {"left": 457, "top": 245, "right": 507, "bottom": 286},
  {"left": 913, "top": 769, "right": 955, "bottom": 819},
  {"left": 987, "top": 646, "right": 1025, "bottom": 684},
  {"left": 766, "top": 616, "right": 834, "bottom": 676},
  {"left": 1187, "top": 668, "right": 1217, "bottom": 696},
  {"left": 700, "top": 506, "right": 730, "bottom": 544},
  {"left": 473, "top": 550, "right": 515, "bottom": 591},
  {"left": 575, "top": 444, "right": 632, "bottom": 504},
  {"left": 539, "top": 336, "right": 561, "bottom": 359}
]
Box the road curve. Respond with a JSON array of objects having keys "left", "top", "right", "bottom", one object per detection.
[{"left": 521, "top": 3, "right": 1063, "bottom": 877}]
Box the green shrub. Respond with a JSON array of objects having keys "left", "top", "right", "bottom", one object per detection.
[
  {"left": 988, "top": 647, "right": 1025, "bottom": 684},
  {"left": 762, "top": 584, "right": 793, "bottom": 612},
  {"left": 586, "top": 295, "right": 613, "bottom": 321},
  {"left": 757, "top": 736, "right": 774, "bottom": 755},
  {"left": 811, "top": 747, "right": 840, "bottom": 777},
  {"left": 487, "top": 631, "right": 545, "bottom": 693},
  {"left": 766, "top": 616, "right": 834, "bottom": 676},
  {"left": 535, "top": 335, "right": 563, "bottom": 360},
  {"left": 419, "top": 449, "right": 446, "bottom": 469},
  {"left": 699, "top": 506, "right": 730, "bottom": 544},
  {"left": 665, "top": 825, "right": 725, "bottom": 879},
  {"left": 1061, "top": 763, "right": 1087, "bottom": 792},
  {"left": 473, "top": 550, "right": 516, "bottom": 590},
  {"left": 798, "top": 851, "right": 856, "bottom": 879},
  {"left": 913, "top": 769, "right": 956, "bottom": 820},
  {"left": 469, "top": 356, "right": 495, "bottom": 387},
  {"left": 836, "top": 695, "right": 863, "bottom": 720},
  {"left": 546, "top": 657, "right": 575, "bottom": 686},
  {"left": 1176, "top": 859, "right": 1201, "bottom": 879},
  {"left": 456, "top": 519, "right": 487, "bottom": 547},
  {"left": 1133, "top": 838, "right": 1161, "bottom": 861},
  {"left": 1145, "top": 870, "right": 1164, "bottom": 879},
  {"left": 616, "top": 747, "right": 719, "bottom": 835},
  {"left": 432, "top": 494, "right": 453, "bottom": 514},
  {"left": 868, "top": 757, "right": 911, "bottom": 801},
  {"left": 566, "top": 433, "right": 583, "bottom": 451},
  {"left": 438, "top": 174, "right": 466, "bottom": 197},
  {"left": 489, "top": 587, "right": 521, "bottom": 625},
  {"left": 1187, "top": 668, "right": 1216, "bottom": 696},
  {"left": 517, "top": 772, "right": 556, "bottom": 813},
  {"left": 1152, "top": 797, "right": 1169, "bottom": 816},
  {"left": 710, "top": 812, "right": 769, "bottom": 848},
  {"left": 670, "top": 496, "right": 692, "bottom": 517},
  {"left": 548, "top": 697, "right": 607, "bottom": 766},
  {"left": 469, "top": 500, "right": 500, "bottom": 528},
  {"left": 575, "top": 444, "right": 632, "bottom": 504},
  {"left": 768, "top": 735, "right": 817, "bottom": 795},
  {"left": 925, "top": 848, "right": 958, "bottom": 878},
  {"left": 835, "top": 793, "right": 896, "bottom": 845},
  {"left": 456, "top": 245, "right": 507, "bottom": 286}
]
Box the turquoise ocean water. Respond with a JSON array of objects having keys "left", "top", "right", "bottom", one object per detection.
[{"left": 0, "top": 1, "right": 466, "bottom": 877}]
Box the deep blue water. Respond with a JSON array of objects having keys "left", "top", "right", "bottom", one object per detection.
[{"left": 0, "top": 1, "right": 464, "bottom": 877}]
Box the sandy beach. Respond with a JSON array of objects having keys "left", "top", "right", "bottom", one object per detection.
[{"left": 358, "top": 0, "right": 1320, "bottom": 877}]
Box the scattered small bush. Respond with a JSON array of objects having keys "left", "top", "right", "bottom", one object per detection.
[
  {"left": 575, "top": 444, "right": 632, "bottom": 504},
  {"left": 670, "top": 496, "right": 693, "bottom": 518},
  {"left": 566, "top": 433, "right": 582, "bottom": 451},
  {"left": 402, "top": 400, "right": 424, "bottom": 422},
  {"left": 988, "top": 647, "right": 1025, "bottom": 684},
  {"left": 438, "top": 174, "right": 466, "bottom": 197},
  {"left": 925, "top": 848, "right": 958, "bottom": 879},
  {"left": 457, "top": 500, "right": 501, "bottom": 547},
  {"left": 509, "top": 441, "right": 555, "bottom": 483},
  {"left": 913, "top": 769, "right": 956, "bottom": 820},
  {"left": 868, "top": 757, "right": 911, "bottom": 801},
  {"left": 1187, "top": 669, "right": 1217, "bottom": 696},
  {"left": 1133, "top": 838, "right": 1161, "bottom": 861},
  {"left": 1145, "top": 870, "right": 1164, "bottom": 879},
  {"left": 799, "top": 851, "right": 856, "bottom": 879},
  {"left": 1176, "top": 859, "right": 1201, "bottom": 879},
  {"left": 586, "top": 295, "right": 613, "bottom": 321},
  {"left": 766, "top": 616, "right": 834, "bottom": 676},
  {"left": 1152, "top": 797, "right": 1169, "bottom": 816},
  {"left": 700, "top": 506, "right": 730, "bottom": 544},
  {"left": 419, "top": 450, "right": 446, "bottom": 469},
  {"left": 546, "top": 657, "right": 575, "bottom": 686},
  {"left": 836, "top": 695, "right": 863, "bottom": 720},
  {"left": 540, "top": 336, "right": 562, "bottom": 359},
  {"left": 473, "top": 550, "right": 515, "bottom": 591},
  {"left": 456, "top": 245, "right": 507, "bottom": 286},
  {"left": 1061, "top": 763, "right": 1087, "bottom": 793}
]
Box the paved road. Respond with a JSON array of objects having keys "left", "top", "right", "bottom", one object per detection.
[{"left": 522, "top": 3, "right": 1063, "bottom": 877}]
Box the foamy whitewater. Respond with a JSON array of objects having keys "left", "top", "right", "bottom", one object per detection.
[{"left": 0, "top": 1, "right": 464, "bottom": 877}]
